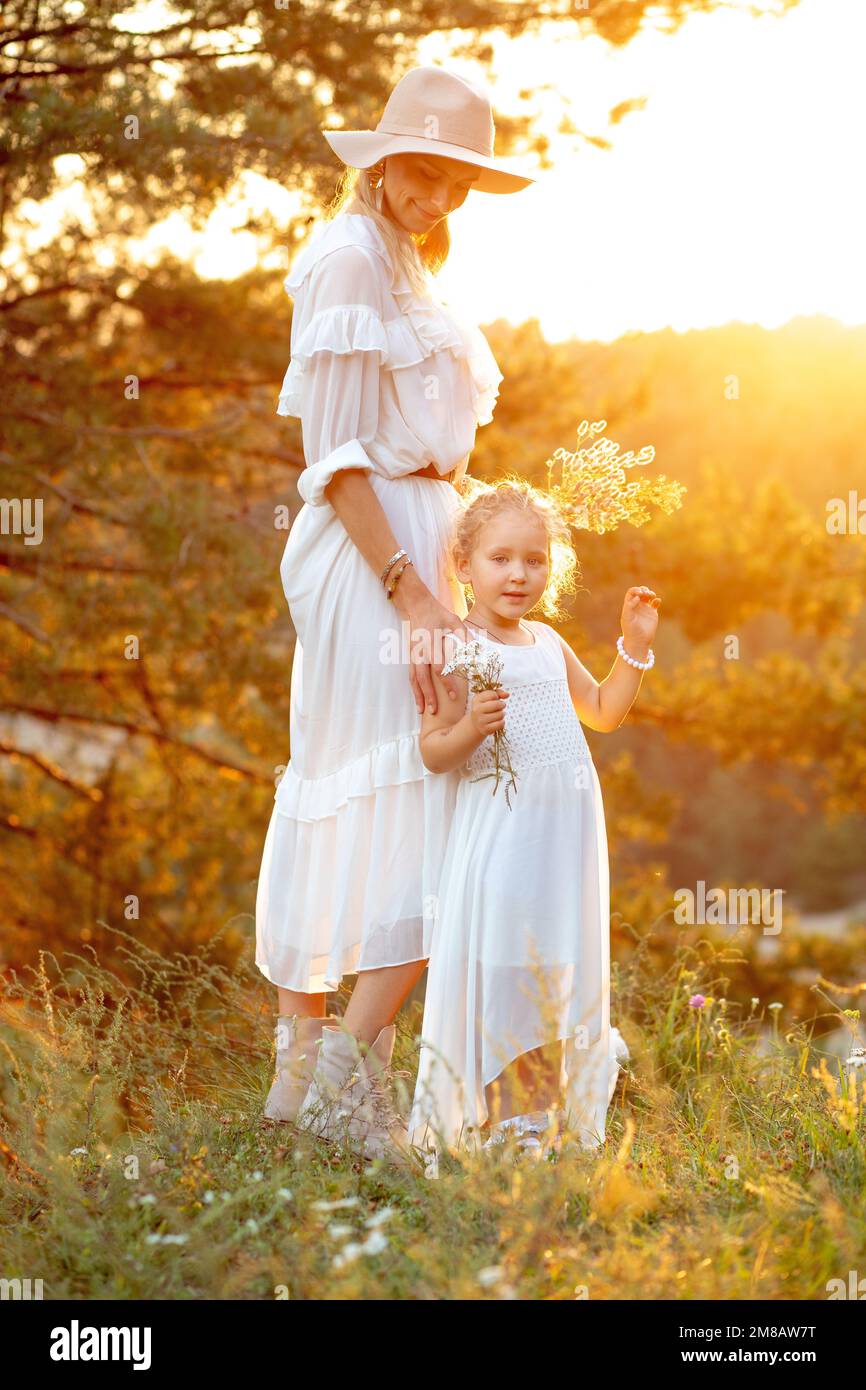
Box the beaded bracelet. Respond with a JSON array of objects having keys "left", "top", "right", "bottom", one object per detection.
[
  {"left": 380, "top": 547, "right": 407, "bottom": 585},
  {"left": 386, "top": 558, "right": 414, "bottom": 600},
  {"left": 617, "top": 634, "right": 655, "bottom": 670}
]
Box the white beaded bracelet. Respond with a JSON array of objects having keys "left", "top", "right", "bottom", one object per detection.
[{"left": 617, "top": 634, "right": 655, "bottom": 670}]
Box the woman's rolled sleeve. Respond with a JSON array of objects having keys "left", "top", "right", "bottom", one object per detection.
[
  {"left": 291, "top": 245, "right": 387, "bottom": 509},
  {"left": 296, "top": 346, "right": 381, "bottom": 507}
]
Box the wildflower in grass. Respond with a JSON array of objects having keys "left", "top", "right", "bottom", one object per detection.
[
  {"left": 245, "top": 1219, "right": 259, "bottom": 1234},
  {"left": 689, "top": 995, "right": 706, "bottom": 1076},
  {"left": 332, "top": 1229, "right": 388, "bottom": 1269},
  {"left": 276, "top": 1188, "right": 293, "bottom": 1200},
  {"left": 69, "top": 1146, "right": 87, "bottom": 1157},
  {"left": 333, "top": 1242, "right": 362, "bottom": 1269},
  {"left": 327, "top": 1223, "right": 354, "bottom": 1239},
  {"left": 712, "top": 1020, "right": 733, "bottom": 1057},
  {"left": 811, "top": 1056, "right": 861, "bottom": 1135},
  {"left": 311, "top": 1196, "right": 361, "bottom": 1212},
  {"left": 361, "top": 1230, "right": 388, "bottom": 1256},
  {"left": 364, "top": 1207, "right": 395, "bottom": 1229},
  {"left": 144, "top": 1233, "right": 188, "bottom": 1246},
  {"left": 249, "top": 1170, "right": 264, "bottom": 1181},
  {"left": 844, "top": 1046, "right": 866, "bottom": 1096},
  {"left": 441, "top": 639, "right": 518, "bottom": 807},
  {"left": 477, "top": 1266, "right": 505, "bottom": 1287}
]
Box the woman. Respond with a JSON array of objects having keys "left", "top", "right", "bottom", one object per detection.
[{"left": 255, "top": 65, "right": 534, "bottom": 1160}]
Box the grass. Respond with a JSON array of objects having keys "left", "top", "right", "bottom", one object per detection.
[{"left": 0, "top": 921, "right": 864, "bottom": 1300}]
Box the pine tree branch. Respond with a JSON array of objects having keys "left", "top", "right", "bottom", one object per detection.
[
  {"left": 1, "top": 703, "right": 271, "bottom": 782},
  {"left": 0, "top": 740, "right": 104, "bottom": 800}
]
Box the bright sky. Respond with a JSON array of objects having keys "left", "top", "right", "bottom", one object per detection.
[
  {"left": 427, "top": 0, "right": 866, "bottom": 341},
  {"left": 22, "top": 0, "right": 866, "bottom": 345}
]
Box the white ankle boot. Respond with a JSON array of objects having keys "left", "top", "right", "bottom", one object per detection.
[
  {"left": 295, "top": 1023, "right": 414, "bottom": 1164},
  {"left": 263, "top": 1015, "right": 338, "bottom": 1123}
]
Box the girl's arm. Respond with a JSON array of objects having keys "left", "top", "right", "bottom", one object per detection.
[
  {"left": 555, "top": 586, "right": 661, "bottom": 733},
  {"left": 419, "top": 661, "right": 509, "bottom": 773}
]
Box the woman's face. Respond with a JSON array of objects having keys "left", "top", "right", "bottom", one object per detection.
[{"left": 380, "top": 152, "right": 480, "bottom": 233}]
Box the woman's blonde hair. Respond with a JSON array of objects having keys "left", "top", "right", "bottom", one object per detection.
[
  {"left": 326, "top": 161, "right": 450, "bottom": 298},
  {"left": 451, "top": 475, "right": 581, "bottom": 622}
]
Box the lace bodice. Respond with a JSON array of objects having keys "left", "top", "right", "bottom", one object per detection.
[{"left": 444, "top": 622, "right": 591, "bottom": 780}]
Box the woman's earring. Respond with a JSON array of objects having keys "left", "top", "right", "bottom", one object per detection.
[{"left": 369, "top": 163, "right": 384, "bottom": 209}]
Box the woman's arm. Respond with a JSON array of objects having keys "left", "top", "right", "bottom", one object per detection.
[
  {"left": 287, "top": 243, "right": 470, "bottom": 714},
  {"left": 322, "top": 468, "right": 468, "bottom": 716}
]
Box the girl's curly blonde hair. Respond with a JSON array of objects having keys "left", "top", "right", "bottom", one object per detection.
[{"left": 451, "top": 474, "right": 580, "bottom": 622}]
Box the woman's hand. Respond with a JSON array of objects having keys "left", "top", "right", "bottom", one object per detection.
[
  {"left": 620, "top": 585, "right": 661, "bottom": 656},
  {"left": 469, "top": 687, "right": 510, "bottom": 739},
  {"left": 392, "top": 575, "right": 470, "bottom": 716}
]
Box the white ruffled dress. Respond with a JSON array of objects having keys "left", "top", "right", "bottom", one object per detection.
[
  {"left": 408, "top": 620, "right": 628, "bottom": 1154},
  {"left": 255, "top": 213, "right": 502, "bottom": 993}
]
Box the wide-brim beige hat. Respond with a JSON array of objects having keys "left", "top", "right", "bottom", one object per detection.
[{"left": 321, "top": 65, "right": 535, "bottom": 195}]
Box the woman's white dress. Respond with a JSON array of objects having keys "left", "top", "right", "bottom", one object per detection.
[
  {"left": 255, "top": 212, "right": 503, "bottom": 993},
  {"left": 408, "top": 619, "right": 628, "bottom": 1154}
]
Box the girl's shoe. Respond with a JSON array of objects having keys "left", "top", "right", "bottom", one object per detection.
[
  {"left": 263, "top": 1014, "right": 338, "bottom": 1123},
  {"left": 295, "top": 1023, "right": 415, "bottom": 1165},
  {"left": 481, "top": 1110, "right": 554, "bottom": 1160},
  {"left": 609, "top": 1026, "right": 630, "bottom": 1100}
]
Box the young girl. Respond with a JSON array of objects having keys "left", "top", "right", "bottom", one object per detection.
[{"left": 408, "top": 478, "right": 660, "bottom": 1159}]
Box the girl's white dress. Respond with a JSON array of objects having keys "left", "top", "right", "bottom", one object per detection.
[
  {"left": 255, "top": 212, "right": 503, "bottom": 993},
  {"left": 408, "top": 619, "right": 628, "bottom": 1154}
]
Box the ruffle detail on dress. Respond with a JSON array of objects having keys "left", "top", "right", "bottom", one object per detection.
[
  {"left": 452, "top": 315, "right": 505, "bottom": 427},
  {"left": 277, "top": 303, "right": 390, "bottom": 416},
  {"left": 279, "top": 213, "right": 503, "bottom": 427},
  {"left": 389, "top": 260, "right": 504, "bottom": 424},
  {"left": 294, "top": 303, "right": 390, "bottom": 365},
  {"left": 273, "top": 730, "right": 429, "bottom": 823}
]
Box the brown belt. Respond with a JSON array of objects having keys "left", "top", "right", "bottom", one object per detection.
[{"left": 408, "top": 462, "right": 455, "bottom": 482}]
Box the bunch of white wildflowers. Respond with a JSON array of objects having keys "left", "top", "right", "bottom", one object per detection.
[{"left": 441, "top": 638, "right": 519, "bottom": 809}]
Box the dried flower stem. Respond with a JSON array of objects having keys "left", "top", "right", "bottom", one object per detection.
[
  {"left": 441, "top": 639, "right": 519, "bottom": 809},
  {"left": 545, "top": 418, "right": 686, "bottom": 534}
]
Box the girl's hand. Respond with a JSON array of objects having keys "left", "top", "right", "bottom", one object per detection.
[
  {"left": 470, "top": 687, "right": 510, "bottom": 739},
  {"left": 621, "top": 586, "right": 660, "bottom": 655}
]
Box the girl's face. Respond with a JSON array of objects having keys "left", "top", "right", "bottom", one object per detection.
[
  {"left": 457, "top": 511, "right": 550, "bottom": 622},
  {"left": 380, "top": 153, "right": 480, "bottom": 233}
]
